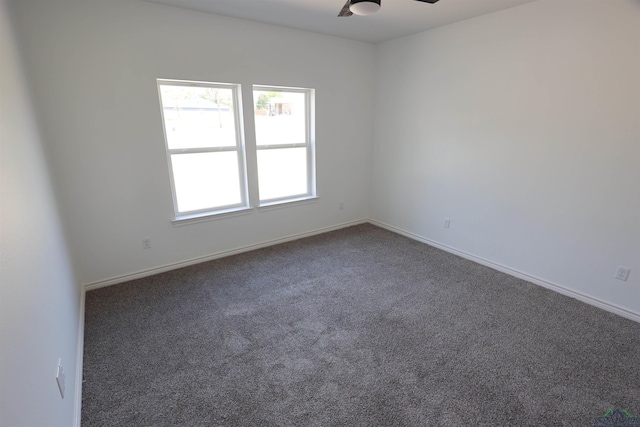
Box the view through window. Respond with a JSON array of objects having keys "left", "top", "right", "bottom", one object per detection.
[
  {"left": 158, "top": 81, "right": 247, "bottom": 217},
  {"left": 253, "top": 87, "right": 314, "bottom": 203},
  {"left": 157, "top": 80, "right": 315, "bottom": 221}
]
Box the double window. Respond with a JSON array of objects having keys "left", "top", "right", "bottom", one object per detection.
[{"left": 157, "top": 80, "right": 315, "bottom": 222}]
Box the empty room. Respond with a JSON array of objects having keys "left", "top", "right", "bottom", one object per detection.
[{"left": 1, "top": 0, "right": 639, "bottom": 426}]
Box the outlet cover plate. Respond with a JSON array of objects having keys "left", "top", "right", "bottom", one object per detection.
[{"left": 615, "top": 266, "right": 631, "bottom": 282}]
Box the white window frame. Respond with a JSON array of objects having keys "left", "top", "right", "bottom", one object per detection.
[
  {"left": 157, "top": 79, "right": 250, "bottom": 222},
  {"left": 253, "top": 85, "right": 316, "bottom": 207}
]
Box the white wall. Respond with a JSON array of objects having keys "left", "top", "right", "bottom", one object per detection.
[
  {"left": 11, "top": 0, "right": 375, "bottom": 286},
  {"left": 372, "top": 0, "right": 640, "bottom": 316},
  {"left": 0, "top": 0, "right": 81, "bottom": 425}
]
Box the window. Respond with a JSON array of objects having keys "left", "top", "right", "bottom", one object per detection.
[
  {"left": 253, "top": 86, "right": 315, "bottom": 205},
  {"left": 157, "top": 80, "right": 248, "bottom": 219},
  {"left": 157, "top": 80, "right": 315, "bottom": 222}
]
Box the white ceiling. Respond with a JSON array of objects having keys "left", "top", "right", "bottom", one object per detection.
[{"left": 145, "top": 0, "right": 539, "bottom": 44}]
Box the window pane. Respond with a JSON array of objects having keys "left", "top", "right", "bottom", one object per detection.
[
  {"left": 171, "top": 152, "right": 241, "bottom": 212},
  {"left": 257, "top": 147, "right": 308, "bottom": 201},
  {"left": 160, "top": 85, "right": 236, "bottom": 149},
  {"left": 254, "top": 90, "right": 306, "bottom": 146}
]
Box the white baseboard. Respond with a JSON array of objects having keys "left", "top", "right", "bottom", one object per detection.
[
  {"left": 83, "top": 219, "right": 368, "bottom": 291},
  {"left": 73, "top": 288, "right": 86, "bottom": 427},
  {"left": 369, "top": 219, "right": 640, "bottom": 324},
  {"left": 83, "top": 217, "right": 640, "bottom": 324}
]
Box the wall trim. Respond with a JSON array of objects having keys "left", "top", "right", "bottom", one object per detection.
[
  {"left": 83, "top": 219, "right": 368, "bottom": 291},
  {"left": 369, "top": 219, "right": 640, "bottom": 324},
  {"left": 82, "top": 217, "right": 639, "bottom": 325},
  {"left": 73, "top": 288, "right": 86, "bottom": 427}
]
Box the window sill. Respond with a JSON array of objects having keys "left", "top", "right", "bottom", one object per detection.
[
  {"left": 258, "top": 196, "right": 319, "bottom": 211},
  {"left": 172, "top": 206, "right": 254, "bottom": 226}
]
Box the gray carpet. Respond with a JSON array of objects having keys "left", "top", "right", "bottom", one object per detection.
[{"left": 82, "top": 224, "right": 640, "bottom": 426}]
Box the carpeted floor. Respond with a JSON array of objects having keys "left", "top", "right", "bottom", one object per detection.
[{"left": 82, "top": 224, "right": 640, "bottom": 426}]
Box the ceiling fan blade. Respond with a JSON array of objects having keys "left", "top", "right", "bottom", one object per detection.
[
  {"left": 338, "top": 0, "right": 353, "bottom": 17},
  {"left": 414, "top": 0, "right": 440, "bottom": 3}
]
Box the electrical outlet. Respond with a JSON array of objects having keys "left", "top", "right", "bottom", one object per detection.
[
  {"left": 56, "top": 359, "right": 65, "bottom": 399},
  {"left": 615, "top": 266, "right": 630, "bottom": 282},
  {"left": 142, "top": 238, "right": 151, "bottom": 249},
  {"left": 443, "top": 218, "right": 450, "bottom": 229}
]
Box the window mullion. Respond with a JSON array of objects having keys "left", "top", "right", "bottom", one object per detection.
[
  {"left": 167, "top": 146, "right": 238, "bottom": 155},
  {"left": 256, "top": 143, "right": 307, "bottom": 150}
]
